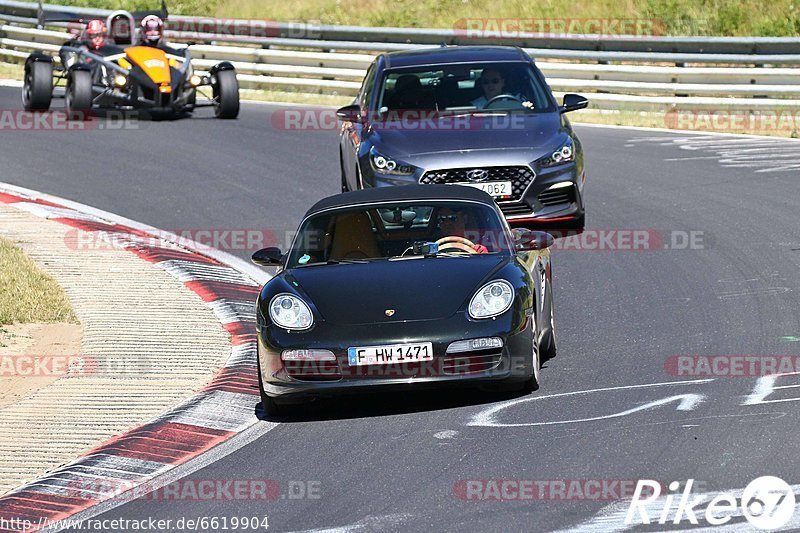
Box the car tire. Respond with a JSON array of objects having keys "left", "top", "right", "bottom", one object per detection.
[
  {"left": 563, "top": 213, "right": 585, "bottom": 232},
  {"left": 261, "top": 390, "right": 287, "bottom": 417},
  {"left": 340, "top": 153, "right": 349, "bottom": 192},
  {"left": 185, "top": 87, "right": 197, "bottom": 112},
  {"left": 355, "top": 163, "right": 365, "bottom": 190},
  {"left": 520, "top": 328, "right": 541, "bottom": 393},
  {"left": 65, "top": 69, "right": 92, "bottom": 119},
  {"left": 256, "top": 351, "right": 288, "bottom": 417},
  {"left": 541, "top": 284, "right": 557, "bottom": 362},
  {"left": 23, "top": 60, "right": 52, "bottom": 111},
  {"left": 212, "top": 69, "right": 239, "bottom": 119}
]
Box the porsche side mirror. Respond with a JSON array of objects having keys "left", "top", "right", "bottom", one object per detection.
[
  {"left": 251, "top": 247, "right": 284, "bottom": 266},
  {"left": 560, "top": 93, "right": 589, "bottom": 113},
  {"left": 512, "top": 229, "right": 554, "bottom": 251},
  {"left": 336, "top": 104, "right": 362, "bottom": 122}
]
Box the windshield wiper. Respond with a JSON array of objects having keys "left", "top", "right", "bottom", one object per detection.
[
  {"left": 324, "top": 258, "right": 371, "bottom": 264},
  {"left": 294, "top": 258, "right": 371, "bottom": 268},
  {"left": 445, "top": 111, "right": 509, "bottom": 118}
]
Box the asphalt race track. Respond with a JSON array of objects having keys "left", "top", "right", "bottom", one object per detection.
[{"left": 3, "top": 87, "right": 800, "bottom": 531}]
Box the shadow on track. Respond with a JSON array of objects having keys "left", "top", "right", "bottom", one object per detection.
[{"left": 252, "top": 362, "right": 557, "bottom": 423}]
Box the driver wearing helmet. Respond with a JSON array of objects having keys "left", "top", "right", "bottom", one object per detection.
[
  {"left": 140, "top": 15, "right": 164, "bottom": 47},
  {"left": 471, "top": 68, "right": 531, "bottom": 110},
  {"left": 84, "top": 19, "right": 108, "bottom": 50},
  {"left": 60, "top": 19, "right": 110, "bottom": 68}
]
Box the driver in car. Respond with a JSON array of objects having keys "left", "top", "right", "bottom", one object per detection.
[
  {"left": 437, "top": 207, "right": 489, "bottom": 254},
  {"left": 471, "top": 68, "right": 532, "bottom": 110}
]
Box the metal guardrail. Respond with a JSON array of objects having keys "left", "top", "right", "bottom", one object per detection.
[
  {"left": 3, "top": 0, "right": 800, "bottom": 54},
  {"left": 1, "top": 0, "right": 799, "bottom": 110}
]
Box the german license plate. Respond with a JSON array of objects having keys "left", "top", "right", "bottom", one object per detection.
[
  {"left": 453, "top": 181, "right": 512, "bottom": 198},
  {"left": 348, "top": 342, "right": 433, "bottom": 366}
]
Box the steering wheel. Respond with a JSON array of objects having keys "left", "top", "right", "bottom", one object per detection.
[
  {"left": 485, "top": 94, "right": 524, "bottom": 110},
  {"left": 436, "top": 236, "right": 477, "bottom": 254}
]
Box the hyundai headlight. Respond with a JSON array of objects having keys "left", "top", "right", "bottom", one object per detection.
[
  {"left": 468, "top": 280, "right": 514, "bottom": 319},
  {"left": 369, "top": 147, "right": 416, "bottom": 176},
  {"left": 539, "top": 138, "right": 575, "bottom": 168},
  {"left": 269, "top": 293, "right": 313, "bottom": 330}
]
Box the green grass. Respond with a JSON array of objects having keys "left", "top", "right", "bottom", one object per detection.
[
  {"left": 0, "top": 62, "right": 23, "bottom": 81},
  {"left": 47, "top": 0, "right": 800, "bottom": 36},
  {"left": 240, "top": 88, "right": 350, "bottom": 106},
  {"left": 0, "top": 238, "right": 77, "bottom": 325}
]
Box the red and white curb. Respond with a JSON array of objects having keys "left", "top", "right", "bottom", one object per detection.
[{"left": 0, "top": 183, "right": 273, "bottom": 532}]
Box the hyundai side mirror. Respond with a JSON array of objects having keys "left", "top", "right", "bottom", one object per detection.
[
  {"left": 560, "top": 94, "right": 589, "bottom": 113},
  {"left": 251, "top": 247, "right": 284, "bottom": 266},
  {"left": 336, "top": 104, "right": 362, "bottom": 122}
]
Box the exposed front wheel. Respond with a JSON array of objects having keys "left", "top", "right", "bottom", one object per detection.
[
  {"left": 212, "top": 69, "right": 239, "bottom": 119},
  {"left": 66, "top": 69, "right": 92, "bottom": 119},
  {"left": 23, "top": 60, "right": 52, "bottom": 111}
]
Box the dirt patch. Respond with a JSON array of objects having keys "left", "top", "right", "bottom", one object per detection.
[{"left": 0, "top": 323, "right": 83, "bottom": 409}]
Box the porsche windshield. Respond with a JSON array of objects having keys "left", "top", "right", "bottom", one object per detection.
[
  {"left": 287, "top": 201, "right": 513, "bottom": 268},
  {"left": 376, "top": 61, "right": 554, "bottom": 113}
]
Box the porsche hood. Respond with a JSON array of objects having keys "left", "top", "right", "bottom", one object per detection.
[{"left": 288, "top": 255, "right": 510, "bottom": 326}]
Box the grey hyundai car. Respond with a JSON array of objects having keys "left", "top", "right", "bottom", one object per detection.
[{"left": 337, "top": 46, "right": 588, "bottom": 229}]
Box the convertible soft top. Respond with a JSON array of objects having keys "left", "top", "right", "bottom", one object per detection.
[{"left": 306, "top": 184, "right": 495, "bottom": 216}]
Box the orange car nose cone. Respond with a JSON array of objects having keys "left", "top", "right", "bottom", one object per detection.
[{"left": 125, "top": 46, "right": 171, "bottom": 85}]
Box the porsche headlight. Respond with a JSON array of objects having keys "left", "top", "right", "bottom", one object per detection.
[
  {"left": 468, "top": 280, "right": 514, "bottom": 319},
  {"left": 269, "top": 293, "right": 313, "bottom": 330},
  {"left": 369, "top": 147, "right": 416, "bottom": 176},
  {"left": 539, "top": 138, "right": 575, "bottom": 168}
]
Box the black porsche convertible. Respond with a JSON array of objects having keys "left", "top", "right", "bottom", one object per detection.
[{"left": 251, "top": 185, "right": 556, "bottom": 415}]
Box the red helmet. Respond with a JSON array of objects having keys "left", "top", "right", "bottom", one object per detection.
[
  {"left": 141, "top": 15, "right": 163, "bottom": 45},
  {"left": 85, "top": 19, "right": 107, "bottom": 50}
]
